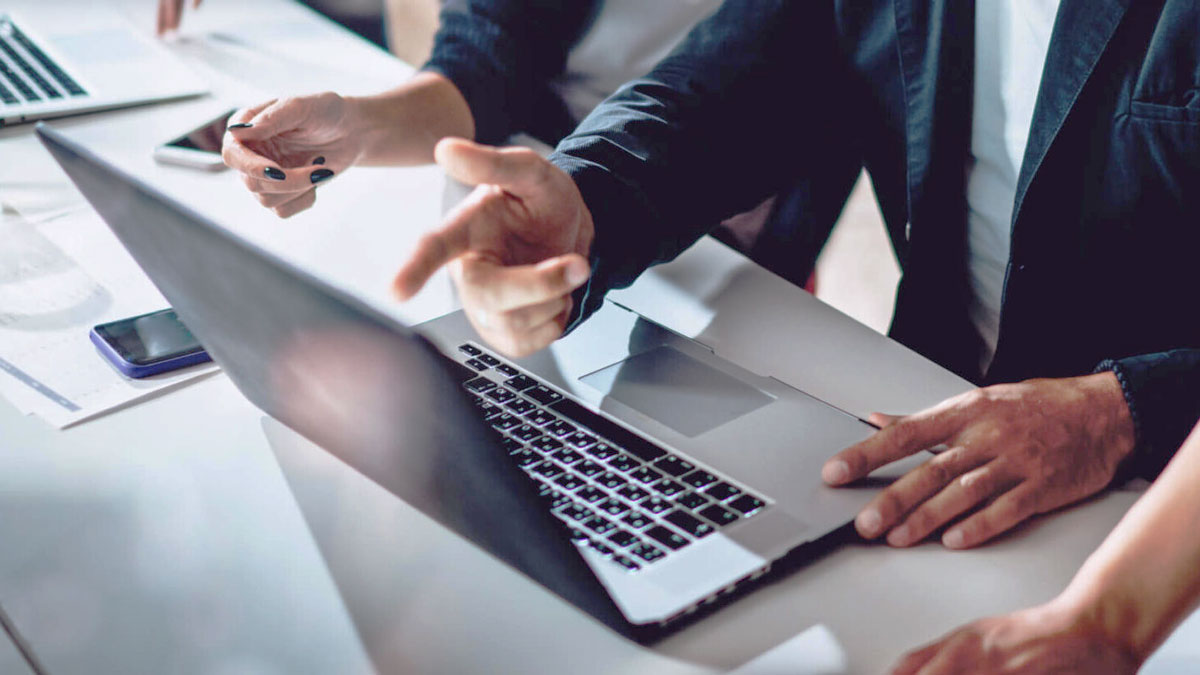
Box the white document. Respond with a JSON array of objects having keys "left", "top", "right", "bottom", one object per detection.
[
  {"left": 729, "top": 624, "right": 849, "bottom": 675},
  {"left": 0, "top": 208, "right": 217, "bottom": 428}
]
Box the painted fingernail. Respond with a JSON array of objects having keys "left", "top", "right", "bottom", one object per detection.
[
  {"left": 227, "top": 123, "right": 254, "bottom": 130},
  {"left": 309, "top": 169, "right": 334, "bottom": 184},
  {"left": 264, "top": 167, "right": 286, "bottom": 181},
  {"left": 822, "top": 460, "right": 849, "bottom": 484},
  {"left": 888, "top": 525, "right": 911, "bottom": 547},
  {"left": 943, "top": 529, "right": 965, "bottom": 549},
  {"left": 312, "top": 156, "right": 326, "bottom": 166},
  {"left": 857, "top": 508, "right": 882, "bottom": 537}
]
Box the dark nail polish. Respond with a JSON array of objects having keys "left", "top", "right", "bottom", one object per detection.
[
  {"left": 309, "top": 169, "right": 334, "bottom": 184},
  {"left": 264, "top": 167, "right": 286, "bottom": 181},
  {"left": 227, "top": 123, "right": 254, "bottom": 130},
  {"left": 312, "top": 156, "right": 326, "bottom": 166}
]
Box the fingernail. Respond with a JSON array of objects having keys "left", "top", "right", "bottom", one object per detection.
[
  {"left": 566, "top": 260, "right": 590, "bottom": 286},
  {"left": 309, "top": 169, "right": 334, "bottom": 184},
  {"left": 227, "top": 123, "right": 254, "bottom": 130},
  {"left": 312, "top": 156, "right": 326, "bottom": 166},
  {"left": 943, "top": 529, "right": 965, "bottom": 549},
  {"left": 264, "top": 167, "right": 286, "bottom": 181},
  {"left": 888, "top": 525, "right": 910, "bottom": 547},
  {"left": 857, "top": 508, "right": 882, "bottom": 537},
  {"left": 822, "top": 460, "right": 849, "bottom": 484}
]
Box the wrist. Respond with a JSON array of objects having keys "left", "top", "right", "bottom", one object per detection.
[
  {"left": 1078, "top": 371, "right": 1138, "bottom": 472},
  {"left": 1053, "top": 578, "right": 1151, "bottom": 666}
]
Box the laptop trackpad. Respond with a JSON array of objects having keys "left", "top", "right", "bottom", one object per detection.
[{"left": 580, "top": 346, "right": 774, "bottom": 437}]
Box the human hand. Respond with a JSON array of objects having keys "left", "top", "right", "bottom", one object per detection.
[
  {"left": 822, "top": 373, "right": 1135, "bottom": 549},
  {"left": 223, "top": 94, "right": 368, "bottom": 219},
  {"left": 392, "top": 138, "right": 594, "bottom": 357},
  {"left": 157, "top": 0, "right": 203, "bottom": 35},
  {"left": 891, "top": 599, "right": 1141, "bottom": 674}
]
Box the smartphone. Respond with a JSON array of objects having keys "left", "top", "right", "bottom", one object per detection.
[
  {"left": 152, "top": 109, "right": 236, "bottom": 171},
  {"left": 90, "top": 309, "right": 213, "bottom": 378}
]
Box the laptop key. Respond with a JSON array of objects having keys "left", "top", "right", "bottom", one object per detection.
[
  {"left": 527, "top": 386, "right": 564, "bottom": 405},
  {"left": 575, "top": 460, "right": 605, "bottom": 478},
  {"left": 631, "top": 544, "right": 665, "bottom": 563},
  {"left": 458, "top": 344, "right": 482, "bottom": 356},
  {"left": 495, "top": 364, "right": 520, "bottom": 377},
  {"left": 728, "top": 494, "right": 766, "bottom": 516},
  {"left": 532, "top": 461, "right": 565, "bottom": 479},
  {"left": 555, "top": 474, "right": 586, "bottom": 491},
  {"left": 596, "top": 471, "right": 626, "bottom": 490},
  {"left": 464, "top": 377, "right": 497, "bottom": 393},
  {"left": 550, "top": 398, "right": 668, "bottom": 462},
  {"left": 486, "top": 387, "right": 517, "bottom": 404},
  {"left": 699, "top": 504, "right": 740, "bottom": 526},
  {"left": 612, "top": 555, "right": 641, "bottom": 571},
  {"left": 477, "top": 403, "right": 503, "bottom": 420},
  {"left": 584, "top": 517, "right": 616, "bottom": 535},
  {"left": 505, "top": 398, "right": 537, "bottom": 415},
  {"left": 653, "top": 456, "right": 695, "bottom": 477},
  {"left": 504, "top": 374, "right": 538, "bottom": 391},
  {"left": 559, "top": 503, "right": 591, "bottom": 521},
  {"left": 465, "top": 358, "right": 489, "bottom": 371},
  {"left": 586, "top": 443, "right": 619, "bottom": 460},
  {"left": 664, "top": 510, "right": 715, "bottom": 538},
  {"left": 525, "top": 409, "right": 557, "bottom": 426},
  {"left": 589, "top": 540, "right": 615, "bottom": 556},
  {"left": 607, "top": 454, "right": 640, "bottom": 472},
  {"left": 607, "top": 530, "right": 639, "bottom": 548},
  {"left": 576, "top": 486, "right": 607, "bottom": 503},
  {"left": 545, "top": 420, "right": 576, "bottom": 437},
  {"left": 676, "top": 491, "right": 709, "bottom": 511},
  {"left": 630, "top": 466, "right": 663, "bottom": 484},
  {"left": 478, "top": 354, "right": 501, "bottom": 367},
  {"left": 653, "top": 480, "right": 686, "bottom": 497},
  {"left": 510, "top": 425, "right": 543, "bottom": 442},
  {"left": 681, "top": 470, "right": 719, "bottom": 490},
  {"left": 646, "top": 525, "right": 690, "bottom": 551},
  {"left": 616, "top": 485, "right": 650, "bottom": 503},
  {"left": 597, "top": 499, "right": 630, "bottom": 517},
  {"left": 551, "top": 448, "right": 584, "bottom": 465},
  {"left": 490, "top": 414, "right": 521, "bottom": 431},
  {"left": 621, "top": 512, "right": 654, "bottom": 529},
  {"left": 643, "top": 496, "right": 672, "bottom": 514},
  {"left": 564, "top": 431, "right": 597, "bottom": 449},
  {"left": 704, "top": 482, "right": 741, "bottom": 502},
  {"left": 529, "top": 436, "right": 563, "bottom": 453},
  {"left": 500, "top": 437, "right": 523, "bottom": 453},
  {"left": 512, "top": 449, "right": 539, "bottom": 467}
]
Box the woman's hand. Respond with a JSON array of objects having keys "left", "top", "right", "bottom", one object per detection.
[
  {"left": 892, "top": 598, "right": 1141, "bottom": 675},
  {"left": 222, "top": 94, "right": 370, "bottom": 219},
  {"left": 157, "top": 0, "right": 203, "bottom": 35}
]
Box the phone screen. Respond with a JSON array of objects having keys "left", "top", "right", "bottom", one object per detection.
[
  {"left": 165, "top": 109, "right": 236, "bottom": 155},
  {"left": 94, "top": 309, "right": 205, "bottom": 365}
]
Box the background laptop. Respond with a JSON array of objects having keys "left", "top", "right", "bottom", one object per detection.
[
  {"left": 1, "top": 5, "right": 206, "bottom": 126},
  {"left": 38, "top": 123, "right": 925, "bottom": 643}
]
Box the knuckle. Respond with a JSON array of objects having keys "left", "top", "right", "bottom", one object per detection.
[{"left": 875, "top": 488, "right": 909, "bottom": 521}]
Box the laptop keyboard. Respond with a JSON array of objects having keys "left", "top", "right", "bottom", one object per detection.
[
  {"left": 450, "top": 342, "right": 768, "bottom": 574},
  {"left": 0, "top": 17, "right": 88, "bottom": 106}
]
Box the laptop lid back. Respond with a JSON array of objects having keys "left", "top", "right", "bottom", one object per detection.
[{"left": 35, "top": 124, "right": 642, "bottom": 643}]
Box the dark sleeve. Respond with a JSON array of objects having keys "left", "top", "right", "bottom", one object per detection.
[
  {"left": 546, "top": 0, "right": 846, "bottom": 331},
  {"left": 1098, "top": 349, "right": 1200, "bottom": 480},
  {"left": 421, "top": 0, "right": 599, "bottom": 146}
]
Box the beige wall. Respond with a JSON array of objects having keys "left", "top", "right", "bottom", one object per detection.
[{"left": 385, "top": 0, "right": 440, "bottom": 66}]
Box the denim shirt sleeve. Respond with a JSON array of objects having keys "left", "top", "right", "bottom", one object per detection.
[
  {"left": 1097, "top": 349, "right": 1200, "bottom": 481},
  {"left": 545, "top": 0, "right": 845, "bottom": 332},
  {"left": 421, "top": 0, "right": 598, "bottom": 146}
]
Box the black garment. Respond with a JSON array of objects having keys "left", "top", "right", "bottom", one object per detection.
[
  {"left": 549, "top": 0, "right": 1200, "bottom": 480},
  {"left": 421, "top": 0, "right": 857, "bottom": 286}
]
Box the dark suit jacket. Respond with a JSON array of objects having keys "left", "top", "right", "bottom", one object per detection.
[{"left": 550, "top": 0, "right": 1200, "bottom": 479}]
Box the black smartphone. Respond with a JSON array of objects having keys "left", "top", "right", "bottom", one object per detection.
[
  {"left": 153, "top": 109, "right": 236, "bottom": 170},
  {"left": 90, "top": 308, "right": 213, "bottom": 378}
]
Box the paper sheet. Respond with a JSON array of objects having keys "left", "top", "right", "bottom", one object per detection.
[
  {"left": 0, "top": 208, "right": 217, "bottom": 428},
  {"left": 729, "top": 624, "right": 849, "bottom": 675}
]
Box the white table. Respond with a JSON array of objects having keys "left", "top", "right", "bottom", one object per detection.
[{"left": 1, "top": 2, "right": 1197, "bottom": 673}]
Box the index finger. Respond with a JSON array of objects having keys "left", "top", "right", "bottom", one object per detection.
[
  {"left": 391, "top": 219, "right": 472, "bottom": 301},
  {"left": 822, "top": 409, "right": 959, "bottom": 485}
]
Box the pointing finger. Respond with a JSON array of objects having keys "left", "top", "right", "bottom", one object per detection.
[{"left": 823, "top": 407, "right": 961, "bottom": 486}]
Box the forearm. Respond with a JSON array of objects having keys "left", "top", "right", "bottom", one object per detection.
[
  {"left": 345, "top": 71, "right": 474, "bottom": 166},
  {"left": 1057, "top": 419, "right": 1200, "bottom": 661}
]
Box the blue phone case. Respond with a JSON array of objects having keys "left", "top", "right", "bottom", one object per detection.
[{"left": 89, "top": 327, "right": 213, "bottom": 378}]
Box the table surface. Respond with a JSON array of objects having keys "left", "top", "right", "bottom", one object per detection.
[{"left": 2, "top": 2, "right": 1198, "bottom": 673}]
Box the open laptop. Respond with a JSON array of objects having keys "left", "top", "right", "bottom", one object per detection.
[
  {"left": 37, "top": 123, "right": 925, "bottom": 643},
  {"left": 0, "top": 5, "right": 206, "bottom": 126}
]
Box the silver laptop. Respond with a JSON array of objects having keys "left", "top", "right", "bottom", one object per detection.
[
  {"left": 0, "top": 6, "right": 206, "bottom": 126},
  {"left": 38, "top": 123, "right": 923, "bottom": 643}
]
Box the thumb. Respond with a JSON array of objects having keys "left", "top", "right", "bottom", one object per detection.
[
  {"left": 435, "top": 138, "right": 552, "bottom": 197},
  {"left": 228, "top": 98, "right": 309, "bottom": 142}
]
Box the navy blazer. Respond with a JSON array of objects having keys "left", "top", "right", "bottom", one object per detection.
[{"left": 550, "top": 0, "right": 1200, "bottom": 479}]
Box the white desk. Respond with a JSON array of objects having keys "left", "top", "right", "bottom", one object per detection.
[{"left": 1, "top": 2, "right": 1197, "bottom": 673}]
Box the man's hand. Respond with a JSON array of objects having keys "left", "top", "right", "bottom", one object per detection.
[
  {"left": 822, "top": 373, "right": 1136, "bottom": 549},
  {"left": 393, "top": 138, "right": 594, "bottom": 357},
  {"left": 890, "top": 599, "right": 1141, "bottom": 675},
  {"left": 157, "top": 0, "right": 203, "bottom": 35}
]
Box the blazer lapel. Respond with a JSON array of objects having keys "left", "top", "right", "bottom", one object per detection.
[{"left": 1011, "top": 0, "right": 1131, "bottom": 226}]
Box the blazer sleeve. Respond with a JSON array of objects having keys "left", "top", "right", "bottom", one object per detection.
[
  {"left": 547, "top": 0, "right": 846, "bottom": 331},
  {"left": 1099, "top": 349, "right": 1200, "bottom": 481},
  {"left": 421, "top": 0, "right": 598, "bottom": 145}
]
